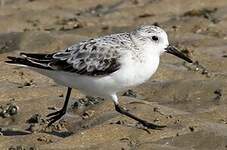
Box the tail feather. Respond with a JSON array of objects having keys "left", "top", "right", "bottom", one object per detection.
[
  {"left": 5, "top": 54, "right": 52, "bottom": 70},
  {"left": 20, "top": 52, "right": 53, "bottom": 61},
  {"left": 6, "top": 56, "right": 28, "bottom": 65}
]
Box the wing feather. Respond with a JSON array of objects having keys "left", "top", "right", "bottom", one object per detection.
[
  {"left": 6, "top": 33, "right": 133, "bottom": 76},
  {"left": 50, "top": 34, "right": 131, "bottom": 76}
]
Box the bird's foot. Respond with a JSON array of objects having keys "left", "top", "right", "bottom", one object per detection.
[
  {"left": 139, "top": 120, "right": 166, "bottom": 130},
  {"left": 46, "top": 109, "right": 66, "bottom": 127}
]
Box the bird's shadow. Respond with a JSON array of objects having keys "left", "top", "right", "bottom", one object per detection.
[
  {"left": 44, "top": 130, "right": 73, "bottom": 138},
  {"left": 0, "top": 129, "right": 31, "bottom": 136}
]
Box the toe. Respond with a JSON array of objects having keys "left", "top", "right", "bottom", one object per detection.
[
  {"left": 46, "top": 110, "right": 61, "bottom": 117},
  {"left": 141, "top": 121, "right": 166, "bottom": 129}
]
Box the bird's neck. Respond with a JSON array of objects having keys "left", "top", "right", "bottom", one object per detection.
[{"left": 129, "top": 53, "right": 160, "bottom": 86}]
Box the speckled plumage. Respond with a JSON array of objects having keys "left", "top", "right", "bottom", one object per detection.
[{"left": 51, "top": 33, "right": 134, "bottom": 76}]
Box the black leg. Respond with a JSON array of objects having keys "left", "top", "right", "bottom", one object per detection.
[
  {"left": 46, "top": 87, "right": 72, "bottom": 126},
  {"left": 115, "top": 104, "right": 166, "bottom": 129}
]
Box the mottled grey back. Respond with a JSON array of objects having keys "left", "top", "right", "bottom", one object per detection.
[{"left": 51, "top": 33, "right": 134, "bottom": 75}]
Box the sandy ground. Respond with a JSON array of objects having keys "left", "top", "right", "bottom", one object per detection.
[{"left": 0, "top": 0, "right": 227, "bottom": 149}]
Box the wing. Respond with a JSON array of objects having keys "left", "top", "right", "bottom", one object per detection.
[
  {"left": 51, "top": 37, "right": 123, "bottom": 76},
  {"left": 6, "top": 33, "right": 131, "bottom": 76}
]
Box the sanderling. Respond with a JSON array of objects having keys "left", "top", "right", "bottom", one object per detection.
[{"left": 6, "top": 25, "right": 192, "bottom": 128}]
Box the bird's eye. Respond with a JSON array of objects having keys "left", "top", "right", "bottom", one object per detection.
[{"left": 151, "top": 36, "right": 159, "bottom": 41}]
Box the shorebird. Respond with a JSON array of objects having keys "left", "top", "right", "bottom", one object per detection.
[{"left": 6, "top": 25, "right": 192, "bottom": 129}]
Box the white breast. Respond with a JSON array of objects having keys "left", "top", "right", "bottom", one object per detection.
[{"left": 111, "top": 52, "right": 160, "bottom": 89}]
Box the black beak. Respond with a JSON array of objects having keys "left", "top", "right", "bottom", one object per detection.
[{"left": 165, "top": 45, "right": 193, "bottom": 63}]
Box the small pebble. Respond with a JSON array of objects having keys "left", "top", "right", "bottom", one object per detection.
[
  {"left": 122, "top": 89, "right": 137, "bottom": 98},
  {"left": 189, "top": 126, "right": 195, "bottom": 132}
]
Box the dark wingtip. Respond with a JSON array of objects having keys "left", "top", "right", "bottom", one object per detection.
[
  {"left": 6, "top": 56, "right": 17, "bottom": 61},
  {"left": 7, "top": 56, "right": 14, "bottom": 59},
  {"left": 5, "top": 56, "right": 18, "bottom": 64},
  {"left": 5, "top": 60, "right": 13, "bottom": 63}
]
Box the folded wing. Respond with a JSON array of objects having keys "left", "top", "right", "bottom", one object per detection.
[{"left": 6, "top": 38, "right": 123, "bottom": 76}]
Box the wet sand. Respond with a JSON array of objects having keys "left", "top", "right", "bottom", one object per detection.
[{"left": 0, "top": 0, "right": 227, "bottom": 149}]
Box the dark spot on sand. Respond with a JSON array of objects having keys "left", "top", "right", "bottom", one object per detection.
[
  {"left": 138, "top": 13, "right": 155, "bottom": 18},
  {"left": 213, "top": 88, "right": 222, "bottom": 102},
  {"left": 26, "top": 114, "right": 43, "bottom": 124},
  {"left": 37, "top": 136, "right": 53, "bottom": 144},
  {"left": 122, "top": 89, "right": 137, "bottom": 98},
  {"left": 81, "top": 110, "right": 95, "bottom": 120},
  {"left": 0, "top": 100, "right": 19, "bottom": 118},
  {"left": 72, "top": 96, "right": 104, "bottom": 109},
  {"left": 189, "top": 126, "right": 195, "bottom": 132},
  {"left": 183, "top": 8, "right": 219, "bottom": 23}
]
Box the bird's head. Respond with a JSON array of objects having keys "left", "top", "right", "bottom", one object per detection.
[{"left": 131, "top": 25, "right": 192, "bottom": 63}]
